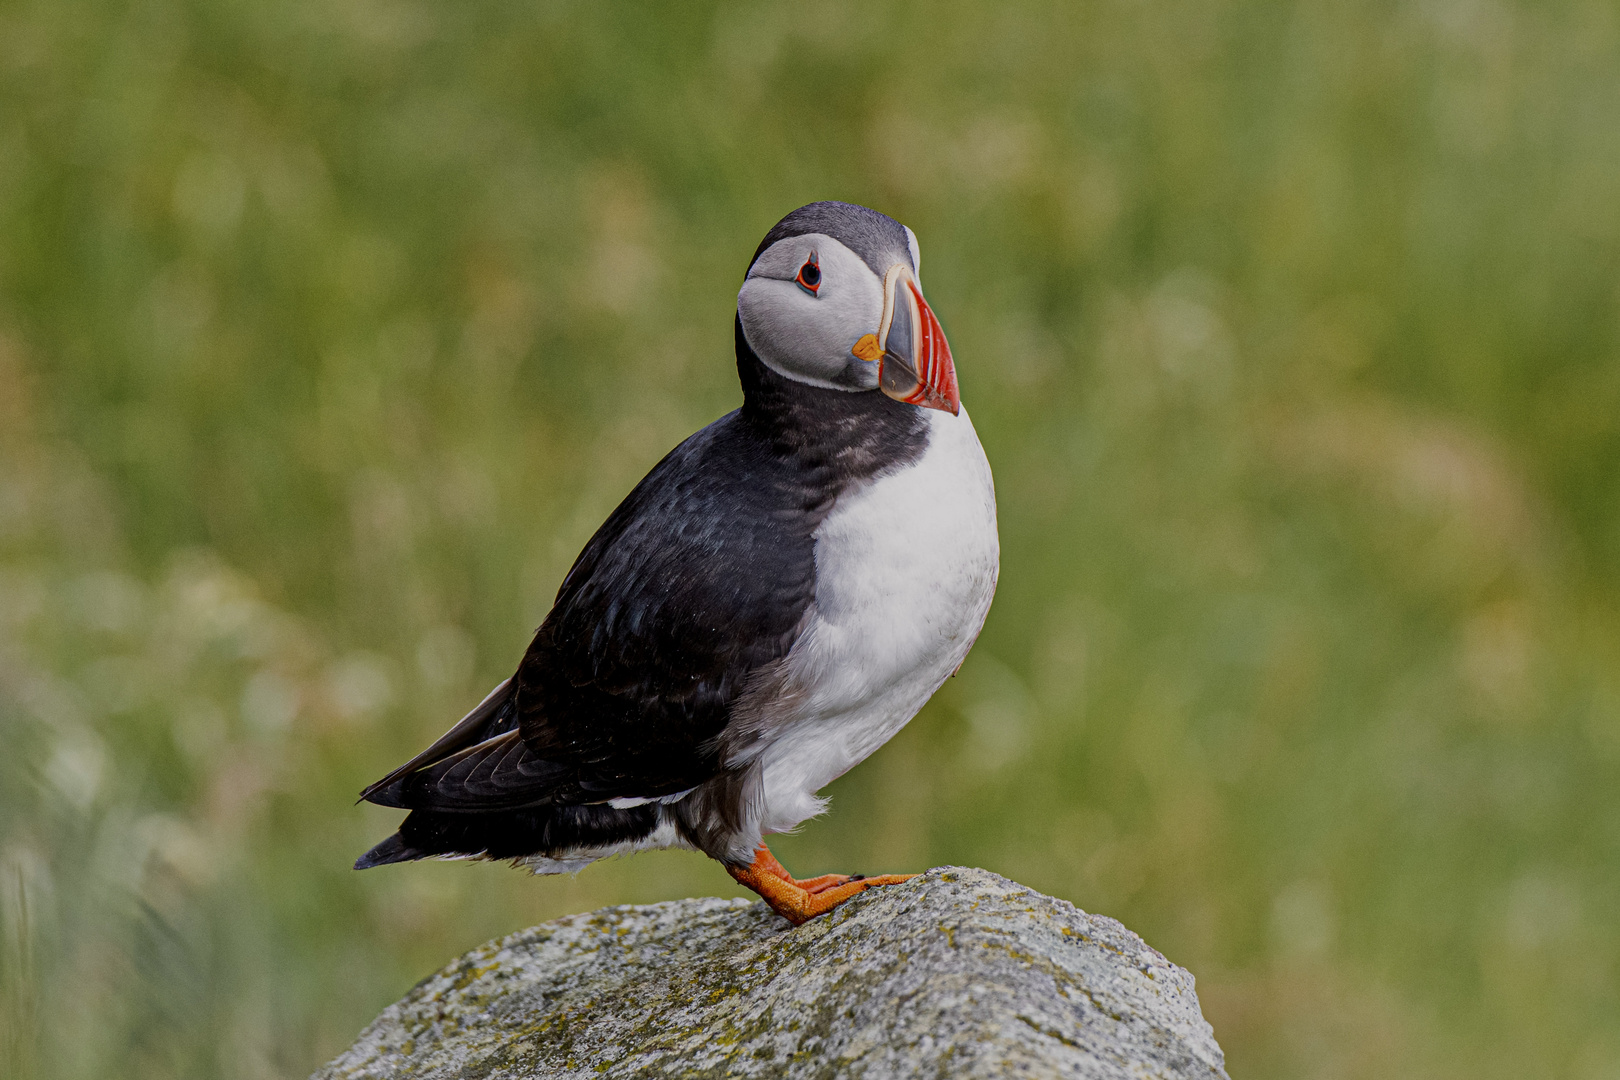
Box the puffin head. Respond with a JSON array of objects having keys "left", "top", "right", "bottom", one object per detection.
[{"left": 738, "top": 201, "right": 960, "bottom": 415}]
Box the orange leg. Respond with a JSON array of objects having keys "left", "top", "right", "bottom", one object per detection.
[
  {"left": 748, "top": 846, "right": 851, "bottom": 893},
  {"left": 726, "top": 843, "right": 916, "bottom": 925}
]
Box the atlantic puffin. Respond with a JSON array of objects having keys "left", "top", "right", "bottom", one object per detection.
[{"left": 355, "top": 202, "right": 998, "bottom": 925}]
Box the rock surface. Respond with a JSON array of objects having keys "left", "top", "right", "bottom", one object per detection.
[{"left": 315, "top": 867, "right": 1228, "bottom": 1079}]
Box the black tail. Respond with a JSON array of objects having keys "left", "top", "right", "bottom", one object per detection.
[
  {"left": 352, "top": 803, "right": 663, "bottom": 871},
  {"left": 354, "top": 832, "right": 429, "bottom": 869}
]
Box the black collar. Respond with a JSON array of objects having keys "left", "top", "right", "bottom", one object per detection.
[{"left": 734, "top": 316, "right": 929, "bottom": 486}]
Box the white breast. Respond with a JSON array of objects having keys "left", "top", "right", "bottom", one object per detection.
[{"left": 752, "top": 404, "right": 999, "bottom": 836}]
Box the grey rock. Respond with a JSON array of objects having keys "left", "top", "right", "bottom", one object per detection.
[{"left": 315, "top": 867, "right": 1229, "bottom": 1079}]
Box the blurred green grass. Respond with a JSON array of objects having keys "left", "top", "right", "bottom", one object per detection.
[{"left": 3, "top": 0, "right": 1620, "bottom": 1076}]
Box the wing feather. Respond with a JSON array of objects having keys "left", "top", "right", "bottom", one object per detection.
[
  {"left": 359, "top": 406, "right": 836, "bottom": 816},
  {"left": 359, "top": 677, "right": 513, "bottom": 806}
]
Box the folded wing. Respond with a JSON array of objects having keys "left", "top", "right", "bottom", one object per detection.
[{"left": 356, "top": 411, "right": 825, "bottom": 819}]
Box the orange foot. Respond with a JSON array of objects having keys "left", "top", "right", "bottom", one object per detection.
[{"left": 726, "top": 843, "right": 916, "bottom": 926}]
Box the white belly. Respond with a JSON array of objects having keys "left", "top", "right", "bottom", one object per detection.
[{"left": 754, "top": 405, "right": 999, "bottom": 835}]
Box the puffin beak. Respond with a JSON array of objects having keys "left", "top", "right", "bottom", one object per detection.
[{"left": 853, "top": 265, "right": 960, "bottom": 415}]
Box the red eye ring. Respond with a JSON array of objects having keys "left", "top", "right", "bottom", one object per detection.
[{"left": 795, "top": 253, "right": 821, "bottom": 295}]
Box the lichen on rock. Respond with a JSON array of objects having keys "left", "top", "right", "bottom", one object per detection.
[{"left": 314, "top": 867, "right": 1229, "bottom": 1079}]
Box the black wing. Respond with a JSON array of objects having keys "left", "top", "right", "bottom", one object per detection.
[{"left": 360, "top": 409, "right": 828, "bottom": 812}]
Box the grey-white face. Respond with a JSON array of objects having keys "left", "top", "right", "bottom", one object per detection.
[{"left": 738, "top": 230, "right": 920, "bottom": 392}]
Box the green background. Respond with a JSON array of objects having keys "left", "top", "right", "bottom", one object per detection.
[{"left": 4, "top": 1, "right": 1620, "bottom": 1076}]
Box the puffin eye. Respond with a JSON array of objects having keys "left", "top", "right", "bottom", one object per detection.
[{"left": 795, "top": 254, "right": 821, "bottom": 294}]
